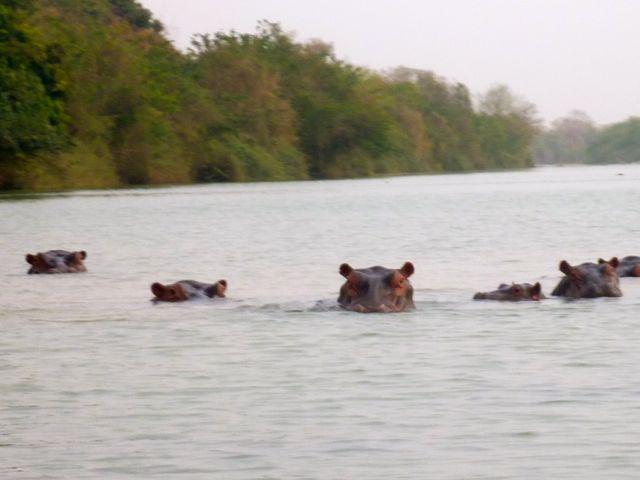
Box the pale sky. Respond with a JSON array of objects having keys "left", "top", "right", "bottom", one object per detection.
[{"left": 140, "top": 0, "right": 640, "bottom": 125}]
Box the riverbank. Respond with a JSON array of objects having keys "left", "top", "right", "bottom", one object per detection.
[{"left": 0, "top": 161, "right": 541, "bottom": 196}]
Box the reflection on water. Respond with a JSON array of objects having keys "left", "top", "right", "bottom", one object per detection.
[{"left": 2, "top": 164, "right": 640, "bottom": 479}]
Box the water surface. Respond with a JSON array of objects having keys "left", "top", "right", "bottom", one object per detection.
[{"left": 2, "top": 165, "right": 640, "bottom": 479}]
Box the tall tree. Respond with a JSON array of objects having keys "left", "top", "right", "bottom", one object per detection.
[
  {"left": 586, "top": 117, "right": 640, "bottom": 164},
  {"left": 533, "top": 111, "right": 596, "bottom": 164},
  {"left": 0, "top": 0, "right": 68, "bottom": 163}
]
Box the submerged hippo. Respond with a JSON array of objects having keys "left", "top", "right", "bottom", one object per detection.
[
  {"left": 551, "top": 259, "right": 622, "bottom": 298},
  {"left": 473, "top": 282, "right": 544, "bottom": 301},
  {"left": 25, "top": 250, "right": 87, "bottom": 274},
  {"left": 151, "top": 279, "right": 227, "bottom": 302},
  {"left": 599, "top": 256, "right": 640, "bottom": 277},
  {"left": 338, "top": 262, "right": 415, "bottom": 313}
]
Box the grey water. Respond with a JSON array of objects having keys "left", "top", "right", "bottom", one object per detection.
[{"left": 2, "top": 164, "right": 640, "bottom": 479}]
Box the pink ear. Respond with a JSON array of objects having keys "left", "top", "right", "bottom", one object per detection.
[
  {"left": 609, "top": 257, "right": 619, "bottom": 268},
  {"left": 339, "top": 263, "right": 353, "bottom": 278},
  {"left": 216, "top": 280, "right": 227, "bottom": 297},
  {"left": 151, "top": 282, "right": 165, "bottom": 298},
  {"left": 26, "top": 254, "right": 36, "bottom": 265},
  {"left": 530, "top": 282, "right": 542, "bottom": 300},
  {"left": 400, "top": 261, "right": 414, "bottom": 278}
]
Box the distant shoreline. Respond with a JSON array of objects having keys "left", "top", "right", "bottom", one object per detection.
[
  {"left": 5, "top": 163, "right": 638, "bottom": 198},
  {"left": 0, "top": 164, "right": 535, "bottom": 196}
]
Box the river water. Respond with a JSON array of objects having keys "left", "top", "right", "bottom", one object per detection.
[{"left": 2, "top": 164, "right": 640, "bottom": 479}]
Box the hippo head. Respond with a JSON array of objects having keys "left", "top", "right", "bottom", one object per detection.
[
  {"left": 338, "top": 262, "right": 415, "bottom": 313},
  {"left": 552, "top": 259, "right": 622, "bottom": 298},
  {"left": 150, "top": 279, "right": 227, "bottom": 302},
  {"left": 151, "top": 282, "right": 188, "bottom": 302},
  {"left": 26, "top": 250, "right": 87, "bottom": 274},
  {"left": 473, "top": 282, "right": 543, "bottom": 301},
  {"left": 600, "top": 256, "right": 640, "bottom": 277}
]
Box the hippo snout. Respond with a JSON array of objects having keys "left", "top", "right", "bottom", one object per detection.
[{"left": 346, "top": 303, "right": 397, "bottom": 313}]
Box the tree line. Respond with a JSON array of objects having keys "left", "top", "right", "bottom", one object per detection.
[
  {"left": 0, "top": 0, "right": 539, "bottom": 191},
  {"left": 534, "top": 111, "right": 640, "bottom": 165}
]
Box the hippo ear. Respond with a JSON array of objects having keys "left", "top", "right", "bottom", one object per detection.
[
  {"left": 204, "top": 280, "right": 227, "bottom": 298},
  {"left": 339, "top": 263, "right": 353, "bottom": 278},
  {"left": 151, "top": 282, "right": 165, "bottom": 298},
  {"left": 79, "top": 251, "right": 87, "bottom": 260},
  {"left": 609, "top": 257, "right": 619, "bottom": 268},
  {"left": 530, "top": 282, "right": 542, "bottom": 300},
  {"left": 532, "top": 282, "right": 542, "bottom": 295},
  {"left": 216, "top": 279, "right": 227, "bottom": 297},
  {"left": 399, "top": 261, "right": 414, "bottom": 278},
  {"left": 598, "top": 258, "right": 607, "bottom": 264},
  {"left": 68, "top": 251, "right": 86, "bottom": 264},
  {"left": 559, "top": 260, "right": 573, "bottom": 276},
  {"left": 26, "top": 254, "right": 36, "bottom": 265}
]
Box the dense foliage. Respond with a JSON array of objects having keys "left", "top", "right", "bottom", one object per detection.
[
  {"left": 533, "top": 111, "right": 596, "bottom": 164},
  {"left": 534, "top": 112, "right": 640, "bottom": 165},
  {"left": 585, "top": 118, "right": 640, "bottom": 164},
  {"left": 0, "top": 0, "right": 68, "bottom": 182},
  {"left": 0, "top": 0, "right": 539, "bottom": 191}
]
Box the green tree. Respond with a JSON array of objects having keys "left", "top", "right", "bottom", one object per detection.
[
  {"left": 586, "top": 117, "right": 640, "bottom": 164},
  {"left": 109, "top": 0, "right": 164, "bottom": 32},
  {"left": 0, "top": 0, "right": 68, "bottom": 162},
  {"left": 0, "top": 5, "right": 542, "bottom": 191},
  {"left": 476, "top": 85, "right": 539, "bottom": 168},
  {"left": 533, "top": 111, "right": 596, "bottom": 164}
]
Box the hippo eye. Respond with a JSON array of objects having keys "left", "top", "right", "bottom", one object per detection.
[
  {"left": 511, "top": 286, "right": 523, "bottom": 296},
  {"left": 352, "top": 280, "right": 369, "bottom": 295}
]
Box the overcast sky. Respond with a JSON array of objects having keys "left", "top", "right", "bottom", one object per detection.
[{"left": 140, "top": 0, "right": 640, "bottom": 126}]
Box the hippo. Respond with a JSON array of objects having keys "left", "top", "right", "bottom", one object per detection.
[
  {"left": 150, "top": 279, "right": 227, "bottom": 302},
  {"left": 599, "top": 256, "right": 640, "bottom": 277},
  {"left": 551, "top": 259, "right": 622, "bottom": 298},
  {"left": 25, "top": 250, "right": 87, "bottom": 274},
  {"left": 338, "top": 262, "right": 415, "bottom": 313},
  {"left": 473, "top": 282, "right": 544, "bottom": 301}
]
